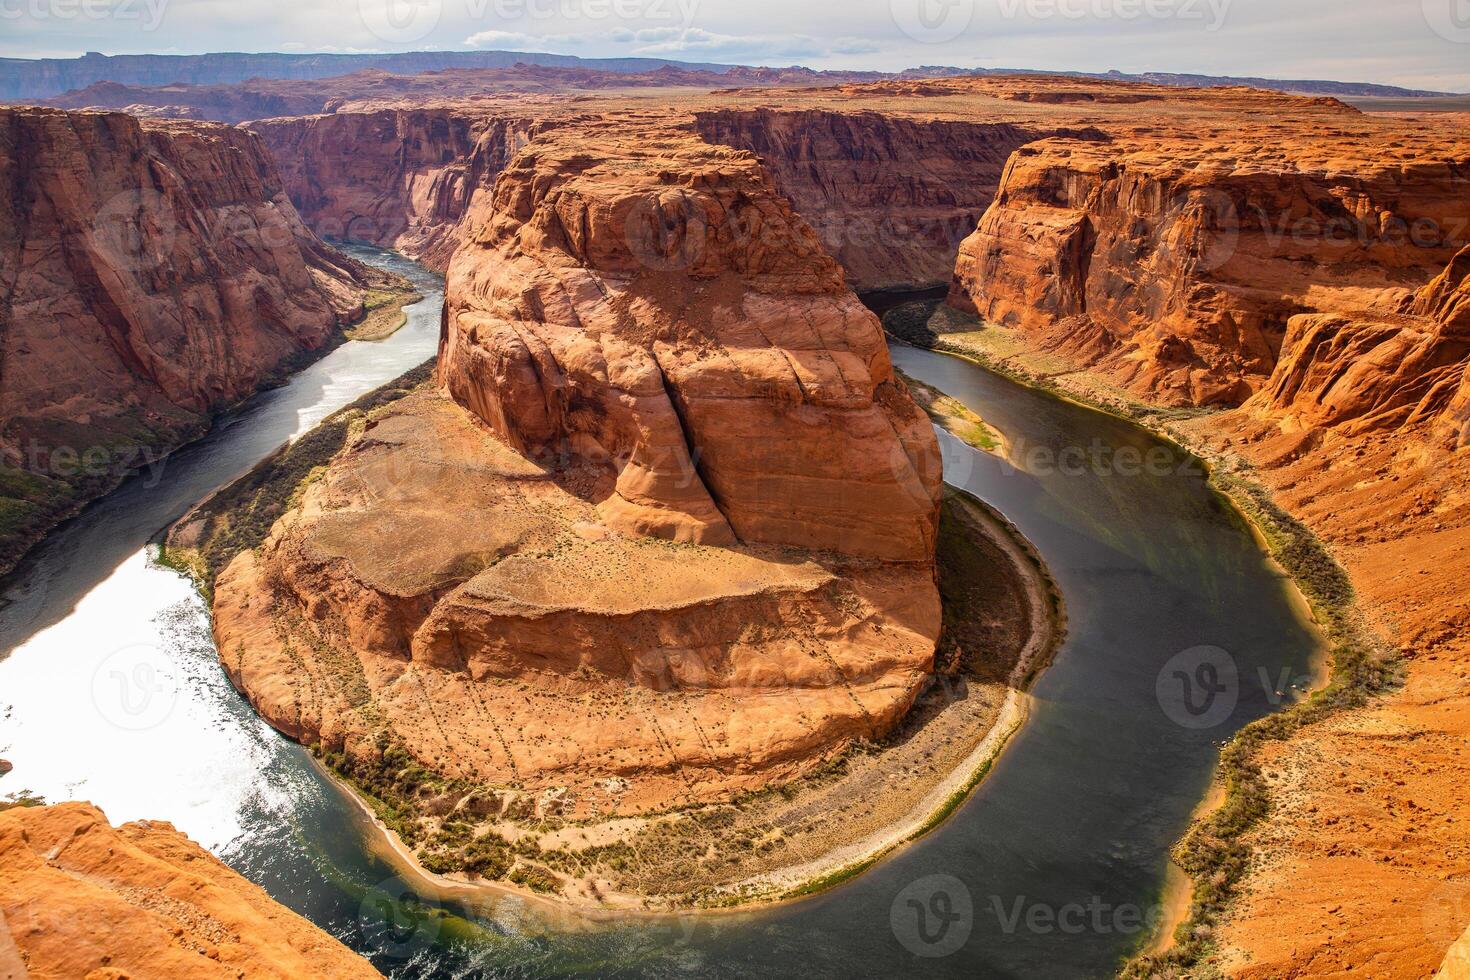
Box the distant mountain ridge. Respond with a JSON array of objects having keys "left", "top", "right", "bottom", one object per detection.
[
  {"left": 0, "top": 50, "right": 746, "bottom": 100},
  {"left": 0, "top": 48, "right": 1456, "bottom": 102},
  {"left": 908, "top": 65, "right": 1456, "bottom": 98}
]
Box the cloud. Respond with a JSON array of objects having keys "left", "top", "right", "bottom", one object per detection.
[
  {"left": 463, "top": 30, "right": 600, "bottom": 51},
  {"left": 613, "top": 27, "right": 880, "bottom": 60}
]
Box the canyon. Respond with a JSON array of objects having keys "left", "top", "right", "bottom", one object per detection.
[
  {"left": 214, "top": 76, "right": 1469, "bottom": 955},
  {"left": 0, "top": 106, "right": 410, "bottom": 577},
  {"left": 0, "top": 801, "right": 380, "bottom": 978},
  {"left": 2, "top": 65, "right": 1469, "bottom": 974}
]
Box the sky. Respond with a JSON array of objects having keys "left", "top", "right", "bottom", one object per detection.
[{"left": 1, "top": 0, "right": 1467, "bottom": 92}]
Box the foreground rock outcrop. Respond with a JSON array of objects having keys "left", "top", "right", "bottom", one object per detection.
[
  {"left": 0, "top": 107, "right": 393, "bottom": 575},
  {"left": 0, "top": 802, "right": 379, "bottom": 978},
  {"left": 440, "top": 128, "right": 941, "bottom": 556},
  {"left": 206, "top": 127, "right": 943, "bottom": 822}
]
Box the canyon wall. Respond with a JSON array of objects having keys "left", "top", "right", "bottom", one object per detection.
[
  {"left": 0, "top": 802, "right": 380, "bottom": 978},
  {"left": 692, "top": 109, "right": 1050, "bottom": 291},
  {"left": 950, "top": 130, "right": 1470, "bottom": 406},
  {"left": 257, "top": 103, "right": 1035, "bottom": 290},
  {"left": 250, "top": 108, "right": 550, "bottom": 269},
  {"left": 0, "top": 107, "right": 385, "bottom": 575}
]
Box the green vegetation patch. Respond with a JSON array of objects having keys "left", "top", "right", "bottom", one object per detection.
[
  {"left": 898, "top": 369, "right": 1001, "bottom": 453},
  {"left": 346, "top": 287, "right": 424, "bottom": 342}
]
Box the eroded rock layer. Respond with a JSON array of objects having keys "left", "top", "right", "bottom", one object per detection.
[
  {"left": 0, "top": 107, "right": 383, "bottom": 574},
  {"left": 0, "top": 802, "right": 380, "bottom": 979},
  {"left": 211, "top": 127, "right": 943, "bottom": 816},
  {"left": 950, "top": 126, "right": 1470, "bottom": 406},
  {"left": 1257, "top": 244, "right": 1470, "bottom": 439}
]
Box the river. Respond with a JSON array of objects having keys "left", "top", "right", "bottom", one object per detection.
[{"left": 0, "top": 263, "right": 1322, "bottom": 978}]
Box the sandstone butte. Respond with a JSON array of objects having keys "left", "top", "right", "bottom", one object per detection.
[
  {"left": 214, "top": 74, "right": 1470, "bottom": 972},
  {"left": 0, "top": 106, "right": 396, "bottom": 576},
  {"left": 0, "top": 801, "right": 381, "bottom": 978},
  {"left": 210, "top": 122, "right": 945, "bottom": 818}
]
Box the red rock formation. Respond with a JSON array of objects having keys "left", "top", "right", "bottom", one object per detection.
[
  {"left": 250, "top": 108, "right": 549, "bottom": 269},
  {"left": 207, "top": 125, "right": 943, "bottom": 818},
  {"left": 440, "top": 126, "right": 942, "bottom": 557},
  {"left": 0, "top": 107, "right": 384, "bottom": 574},
  {"left": 0, "top": 802, "right": 380, "bottom": 978},
  {"left": 950, "top": 130, "right": 1470, "bottom": 406}
]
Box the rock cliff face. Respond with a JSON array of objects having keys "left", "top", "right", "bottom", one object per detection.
[
  {"left": 250, "top": 108, "right": 548, "bottom": 269},
  {"left": 950, "top": 130, "right": 1470, "bottom": 405},
  {"left": 209, "top": 127, "right": 943, "bottom": 817},
  {"left": 691, "top": 109, "right": 1065, "bottom": 291},
  {"left": 0, "top": 107, "right": 384, "bottom": 575},
  {"left": 0, "top": 802, "right": 380, "bottom": 978}
]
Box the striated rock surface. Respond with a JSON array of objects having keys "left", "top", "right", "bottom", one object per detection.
[
  {"left": 0, "top": 107, "right": 386, "bottom": 575},
  {"left": 0, "top": 802, "right": 380, "bottom": 978},
  {"left": 1256, "top": 244, "right": 1470, "bottom": 439},
  {"left": 950, "top": 127, "right": 1470, "bottom": 406},
  {"left": 209, "top": 127, "right": 943, "bottom": 817}
]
